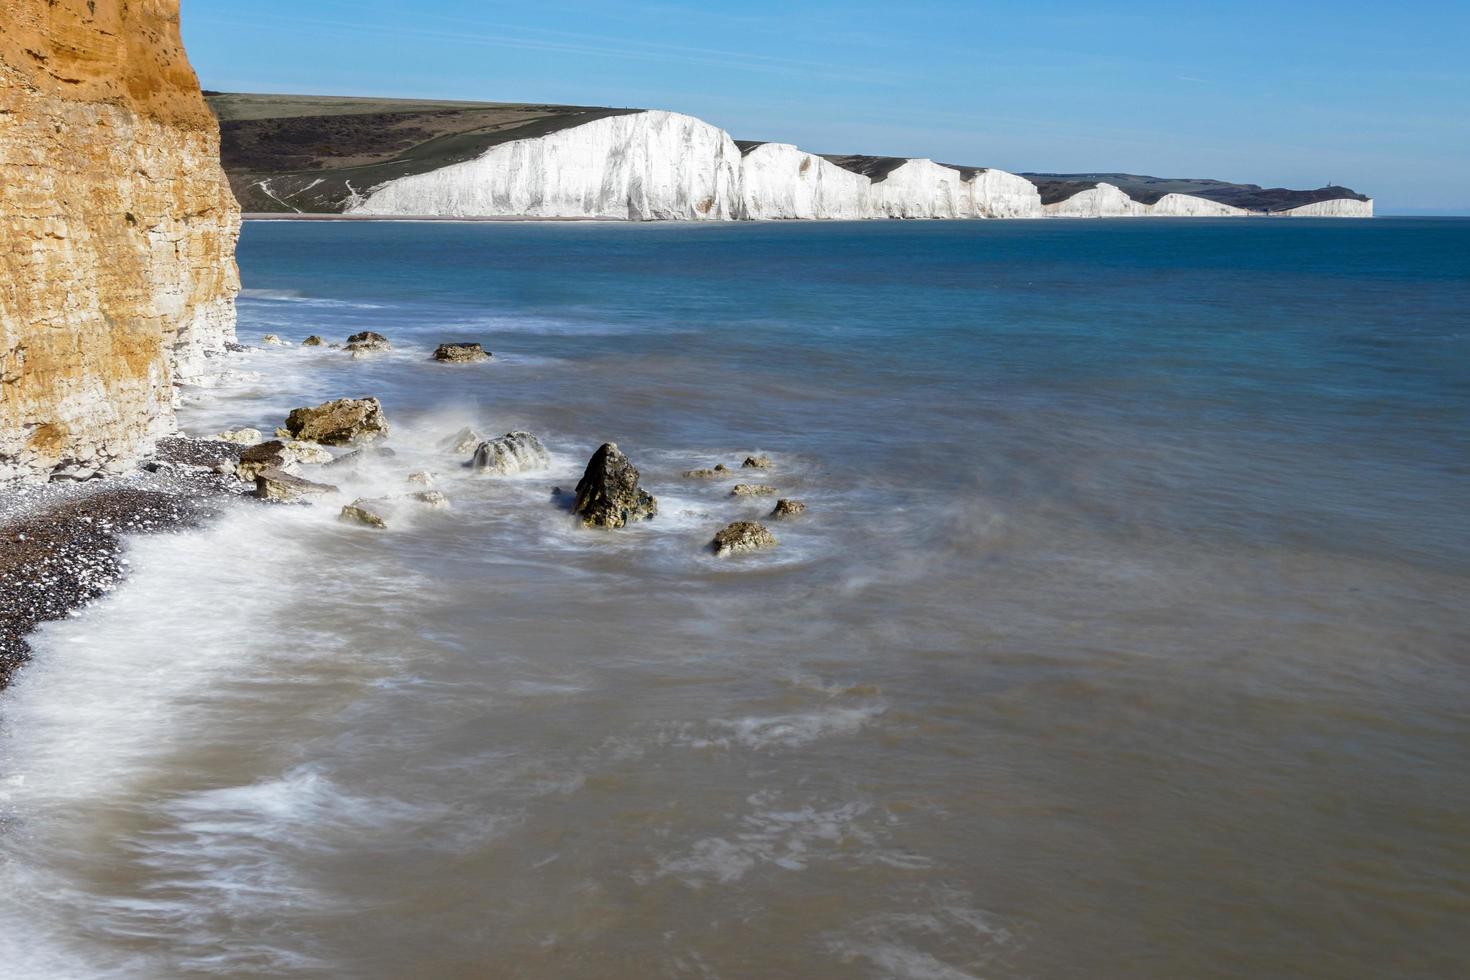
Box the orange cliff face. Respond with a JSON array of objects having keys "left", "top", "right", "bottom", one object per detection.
[{"left": 0, "top": 0, "right": 240, "bottom": 483}]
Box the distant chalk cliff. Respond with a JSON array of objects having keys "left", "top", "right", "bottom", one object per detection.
[
  {"left": 1, "top": 0, "right": 240, "bottom": 484},
  {"left": 210, "top": 94, "right": 1373, "bottom": 222}
]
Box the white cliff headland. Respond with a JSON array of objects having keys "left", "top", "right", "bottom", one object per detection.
[{"left": 211, "top": 96, "right": 1373, "bottom": 224}]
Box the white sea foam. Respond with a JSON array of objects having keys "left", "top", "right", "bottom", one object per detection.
[
  {"left": 239, "top": 288, "right": 386, "bottom": 310},
  {"left": 650, "top": 792, "right": 877, "bottom": 885},
  {"left": 683, "top": 704, "right": 887, "bottom": 751},
  {"left": 823, "top": 900, "right": 1025, "bottom": 980}
]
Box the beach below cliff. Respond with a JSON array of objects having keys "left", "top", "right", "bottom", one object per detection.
[
  {"left": 1, "top": 218, "right": 1466, "bottom": 979},
  {"left": 0, "top": 440, "right": 246, "bottom": 685}
]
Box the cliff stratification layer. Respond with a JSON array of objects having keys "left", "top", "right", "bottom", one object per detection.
[{"left": 1, "top": 0, "right": 240, "bottom": 483}]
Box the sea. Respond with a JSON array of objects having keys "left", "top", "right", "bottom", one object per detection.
[{"left": 2, "top": 217, "right": 1467, "bottom": 978}]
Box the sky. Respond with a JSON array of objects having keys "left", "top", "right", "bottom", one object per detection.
[{"left": 182, "top": 0, "right": 1470, "bottom": 213}]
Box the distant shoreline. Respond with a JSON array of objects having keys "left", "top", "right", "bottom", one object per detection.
[{"left": 242, "top": 213, "right": 621, "bottom": 223}]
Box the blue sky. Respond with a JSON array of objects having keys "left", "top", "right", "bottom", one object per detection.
[{"left": 183, "top": 0, "right": 1470, "bottom": 213}]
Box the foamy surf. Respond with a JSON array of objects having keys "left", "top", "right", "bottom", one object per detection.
[{"left": 5, "top": 218, "right": 1466, "bottom": 977}]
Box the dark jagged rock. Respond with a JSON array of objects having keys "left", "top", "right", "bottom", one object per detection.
[
  {"left": 345, "top": 331, "right": 391, "bottom": 353},
  {"left": 573, "top": 443, "right": 657, "bottom": 528},
  {"left": 742, "top": 455, "right": 772, "bottom": 469},
  {"left": 284, "top": 397, "right": 388, "bottom": 446},
  {"left": 731, "top": 483, "right": 778, "bottom": 497},
  {"left": 302, "top": 335, "right": 324, "bottom": 346}
]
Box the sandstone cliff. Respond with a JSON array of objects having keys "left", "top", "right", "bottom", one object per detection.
[{"left": 1, "top": 0, "right": 239, "bottom": 483}]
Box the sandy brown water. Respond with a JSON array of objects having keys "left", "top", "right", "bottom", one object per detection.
[{"left": 1, "top": 219, "right": 1467, "bottom": 977}]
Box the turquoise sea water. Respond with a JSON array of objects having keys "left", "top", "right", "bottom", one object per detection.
[{"left": 2, "top": 217, "right": 1467, "bottom": 977}]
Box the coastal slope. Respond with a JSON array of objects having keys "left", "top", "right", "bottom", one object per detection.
[{"left": 1, "top": 0, "right": 240, "bottom": 484}]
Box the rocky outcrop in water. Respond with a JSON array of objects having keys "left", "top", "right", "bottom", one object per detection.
[
  {"left": 574, "top": 443, "right": 657, "bottom": 528},
  {"left": 0, "top": 0, "right": 241, "bottom": 484},
  {"left": 712, "top": 521, "right": 778, "bottom": 556},
  {"left": 340, "top": 498, "right": 389, "bottom": 528},
  {"left": 434, "top": 343, "right": 489, "bottom": 363},
  {"left": 443, "top": 427, "right": 483, "bottom": 454},
  {"left": 771, "top": 499, "right": 806, "bottom": 519},
  {"left": 731, "top": 483, "right": 779, "bottom": 497},
  {"left": 284, "top": 398, "right": 388, "bottom": 446},
  {"left": 469, "top": 432, "right": 550, "bottom": 475},
  {"left": 346, "top": 331, "right": 391, "bottom": 353}
]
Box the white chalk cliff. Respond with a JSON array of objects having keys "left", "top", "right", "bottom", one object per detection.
[
  {"left": 1276, "top": 198, "right": 1374, "bottom": 218},
  {"left": 739, "top": 143, "right": 872, "bottom": 219},
  {"left": 1045, "top": 183, "right": 1151, "bottom": 218},
  {"left": 346, "top": 109, "right": 1367, "bottom": 223},
  {"left": 966, "top": 168, "right": 1045, "bottom": 218},
  {"left": 865, "top": 159, "right": 971, "bottom": 219},
  {"left": 352, "top": 110, "right": 743, "bottom": 220},
  {"left": 1148, "top": 193, "right": 1249, "bottom": 217}
]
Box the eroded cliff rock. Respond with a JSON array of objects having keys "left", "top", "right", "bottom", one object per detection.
[
  {"left": 350, "top": 110, "right": 743, "bottom": 220},
  {"left": 1044, "top": 183, "right": 1151, "bottom": 218},
  {"left": 1276, "top": 199, "right": 1375, "bottom": 218},
  {"left": 0, "top": 0, "right": 240, "bottom": 483},
  {"left": 739, "top": 143, "right": 873, "bottom": 220},
  {"left": 1148, "top": 193, "right": 1249, "bottom": 217}
]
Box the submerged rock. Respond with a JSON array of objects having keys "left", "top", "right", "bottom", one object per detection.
[
  {"left": 712, "top": 521, "right": 778, "bottom": 556},
  {"left": 284, "top": 397, "right": 389, "bottom": 446},
  {"left": 442, "top": 426, "right": 483, "bottom": 454},
  {"left": 731, "top": 483, "right": 779, "bottom": 497},
  {"left": 683, "top": 468, "right": 722, "bottom": 479},
  {"left": 434, "top": 342, "right": 490, "bottom": 363},
  {"left": 235, "top": 440, "right": 292, "bottom": 481},
  {"left": 215, "top": 427, "right": 262, "bottom": 445},
  {"left": 254, "top": 467, "right": 337, "bottom": 503},
  {"left": 340, "top": 498, "right": 390, "bottom": 528},
  {"left": 469, "top": 432, "right": 551, "bottom": 475},
  {"left": 345, "top": 330, "right": 391, "bottom": 353},
  {"left": 771, "top": 499, "right": 806, "bottom": 519},
  {"left": 742, "top": 456, "right": 772, "bottom": 469},
  {"left": 573, "top": 443, "right": 658, "bottom": 528},
  {"left": 412, "top": 490, "right": 451, "bottom": 509},
  {"left": 324, "top": 446, "right": 398, "bottom": 470},
  {"left": 407, "top": 470, "right": 435, "bottom": 487},
  {"left": 261, "top": 333, "right": 285, "bottom": 346}
]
